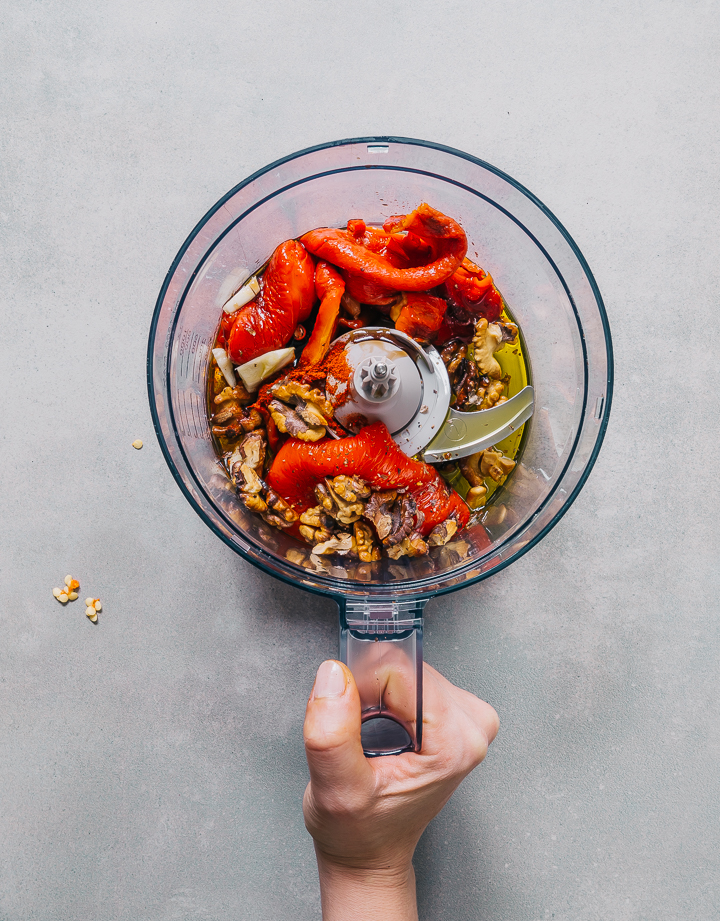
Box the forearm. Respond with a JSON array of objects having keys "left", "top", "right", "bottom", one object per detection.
[{"left": 316, "top": 850, "right": 418, "bottom": 921}]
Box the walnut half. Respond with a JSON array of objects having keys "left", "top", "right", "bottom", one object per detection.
[
  {"left": 386, "top": 533, "right": 428, "bottom": 559},
  {"left": 262, "top": 489, "right": 298, "bottom": 529},
  {"left": 312, "top": 532, "right": 355, "bottom": 556},
  {"left": 314, "top": 479, "right": 365, "bottom": 525},
  {"left": 354, "top": 520, "right": 381, "bottom": 562},
  {"left": 269, "top": 400, "right": 326, "bottom": 442},
  {"left": 427, "top": 519, "right": 458, "bottom": 547},
  {"left": 472, "top": 319, "right": 505, "bottom": 380}
]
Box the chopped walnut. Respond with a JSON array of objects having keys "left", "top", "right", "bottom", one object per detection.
[
  {"left": 314, "top": 481, "right": 336, "bottom": 514},
  {"left": 214, "top": 382, "right": 253, "bottom": 406},
  {"left": 442, "top": 341, "right": 467, "bottom": 376},
  {"left": 472, "top": 318, "right": 505, "bottom": 380},
  {"left": 482, "top": 504, "right": 519, "bottom": 529},
  {"left": 212, "top": 406, "right": 263, "bottom": 439},
  {"left": 427, "top": 519, "right": 458, "bottom": 546},
  {"left": 269, "top": 400, "right": 326, "bottom": 442},
  {"left": 299, "top": 524, "right": 334, "bottom": 544},
  {"left": 312, "top": 532, "right": 355, "bottom": 556},
  {"left": 386, "top": 532, "right": 428, "bottom": 559},
  {"left": 238, "top": 463, "right": 264, "bottom": 495},
  {"left": 466, "top": 485, "right": 488, "bottom": 509},
  {"left": 436, "top": 539, "right": 471, "bottom": 568},
  {"left": 212, "top": 400, "right": 243, "bottom": 425},
  {"left": 479, "top": 379, "right": 508, "bottom": 410},
  {"left": 454, "top": 359, "right": 480, "bottom": 408},
  {"left": 480, "top": 449, "right": 516, "bottom": 482},
  {"left": 329, "top": 475, "right": 371, "bottom": 502},
  {"left": 315, "top": 479, "right": 365, "bottom": 525},
  {"left": 354, "top": 520, "right": 381, "bottom": 562},
  {"left": 363, "top": 490, "right": 398, "bottom": 541},
  {"left": 299, "top": 505, "right": 334, "bottom": 529},
  {"left": 263, "top": 489, "right": 298, "bottom": 527},
  {"left": 293, "top": 398, "right": 329, "bottom": 428},
  {"left": 385, "top": 495, "right": 422, "bottom": 546},
  {"left": 214, "top": 386, "right": 235, "bottom": 404},
  {"left": 441, "top": 339, "right": 462, "bottom": 363},
  {"left": 286, "top": 548, "right": 308, "bottom": 566},
  {"left": 270, "top": 379, "right": 334, "bottom": 420},
  {"left": 460, "top": 452, "right": 489, "bottom": 508},
  {"left": 212, "top": 365, "right": 227, "bottom": 396},
  {"left": 227, "top": 430, "right": 266, "bottom": 483},
  {"left": 270, "top": 379, "right": 333, "bottom": 416},
  {"left": 496, "top": 321, "right": 518, "bottom": 344},
  {"left": 242, "top": 494, "right": 268, "bottom": 514},
  {"left": 385, "top": 542, "right": 407, "bottom": 560},
  {"left": 459, "top": 453, "right": 485, "bottom": 488}
]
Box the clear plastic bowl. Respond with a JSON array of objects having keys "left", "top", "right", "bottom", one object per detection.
[{"left": 147, "top": 138, "right": 613, "bottom": 752}]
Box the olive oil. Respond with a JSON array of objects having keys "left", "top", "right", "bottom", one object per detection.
[{"left": 438, "top": 303, "right": 530, "bottom": 507}]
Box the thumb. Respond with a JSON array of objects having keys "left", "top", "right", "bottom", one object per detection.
[{"left": 304, "top": 660, "right": 372, "bottom": 798}]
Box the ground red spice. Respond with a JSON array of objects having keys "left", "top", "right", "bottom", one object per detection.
[
  {"left": 320, "top": 340, "right": 353, "bottom": 408},
  {"left": 252, "top": 366, "right": 327, "bottom": 415}
]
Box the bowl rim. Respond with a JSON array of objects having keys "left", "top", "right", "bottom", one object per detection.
[{"left": 147, "top": 135, "right": 614, "bottom": 602}]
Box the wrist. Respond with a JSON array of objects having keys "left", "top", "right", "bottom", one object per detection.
[{"left": 315, "top": 848, "right": 418, "bottom": 921}]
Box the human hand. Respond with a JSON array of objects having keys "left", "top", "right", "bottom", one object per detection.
[{"left": 303, "top": 659, "right": 499, "bottom": 921}]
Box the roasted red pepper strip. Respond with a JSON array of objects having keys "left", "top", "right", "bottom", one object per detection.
[
  {"left": 395, "top": 293, "right": 448, "bottom": 342},
  {"left": 298, "top": 262, "right": 345, "bottom": 368},
  {"left": 227, "top": 240, "right": 316, "bottom": 365},
  {"left": 266, "top": 422, "right": 470, "bottom": 535},
  {"left": 443, "top": 257, "right": 503, "bottom": 324},
  {"left": 338, "top": 223, "right": 401, "bottom": 305},
  {"left": 300, "top": 203, "right": 467, "bottom": 295},
  {"left": 339, "top": 219, "right": 441, "bottom": 305},
  {"left": 342, "top": 272, "right": 397, "bottom": 307}
]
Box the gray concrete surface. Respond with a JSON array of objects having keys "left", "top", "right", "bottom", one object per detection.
[{"left": 1, "top": 1, "right": 718, "bottom": 918}]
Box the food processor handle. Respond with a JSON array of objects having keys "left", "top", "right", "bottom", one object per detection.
[{"left": 337, "top": 598, "right": 427, "bottom": 757}]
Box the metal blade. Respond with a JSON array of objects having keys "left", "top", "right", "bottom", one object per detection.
[{"left": 421, "top": 386, "right": 534, "bottom": 462}]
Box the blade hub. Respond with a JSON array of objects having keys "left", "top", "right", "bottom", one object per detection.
[{"left": 356, "top": 356, "right": 399, "bottom": 401}]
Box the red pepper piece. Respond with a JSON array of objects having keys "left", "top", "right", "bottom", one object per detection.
[
  {"left": 337, "top": 315, "right": 367, "bottom": 330},
  {"left": 342, "top": 272, "right": 398, "bottom": 306},
  {"left": 265, "top": 412, "right": 285, "bottom": 454},
  {"left": 390, "top": 230, "right": 434, "bottom": 267},
  {"left": 298, "top": 262, "right": 346, "bottom": 368},
  {"left": 395, "top": 293, "right": 448, "bottom": 342},
  {"left": 227, "top": 240, "right": 316, "bottom": 365},
  {"left": 215, "top": 310, "right": 239, "bottom": 350},
  {"left": 266, "top": 422, "right": 470, "bottom": 535},
  {"left": 300, "top": 203, "right": 467, "bottom": 296},
  {"left": 443, "top": 258, "right": 503, "bottom": 324},
  {"left": 339, "top": 225, "right": 400, "bottom": 305},
  {"left": 338, "top": 221, "right": 440, "bottom": 306},
  {"left": 433, "top": 314, "right": 476, "bottom": 347}
]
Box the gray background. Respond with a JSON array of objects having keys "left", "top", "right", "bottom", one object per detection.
[{"left": 1, "top": 1, "right": 718, "bottom": 919}]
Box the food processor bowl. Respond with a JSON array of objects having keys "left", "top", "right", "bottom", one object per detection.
[{"left": 147, "top": 137, "right": 613, "bottom": 755}]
